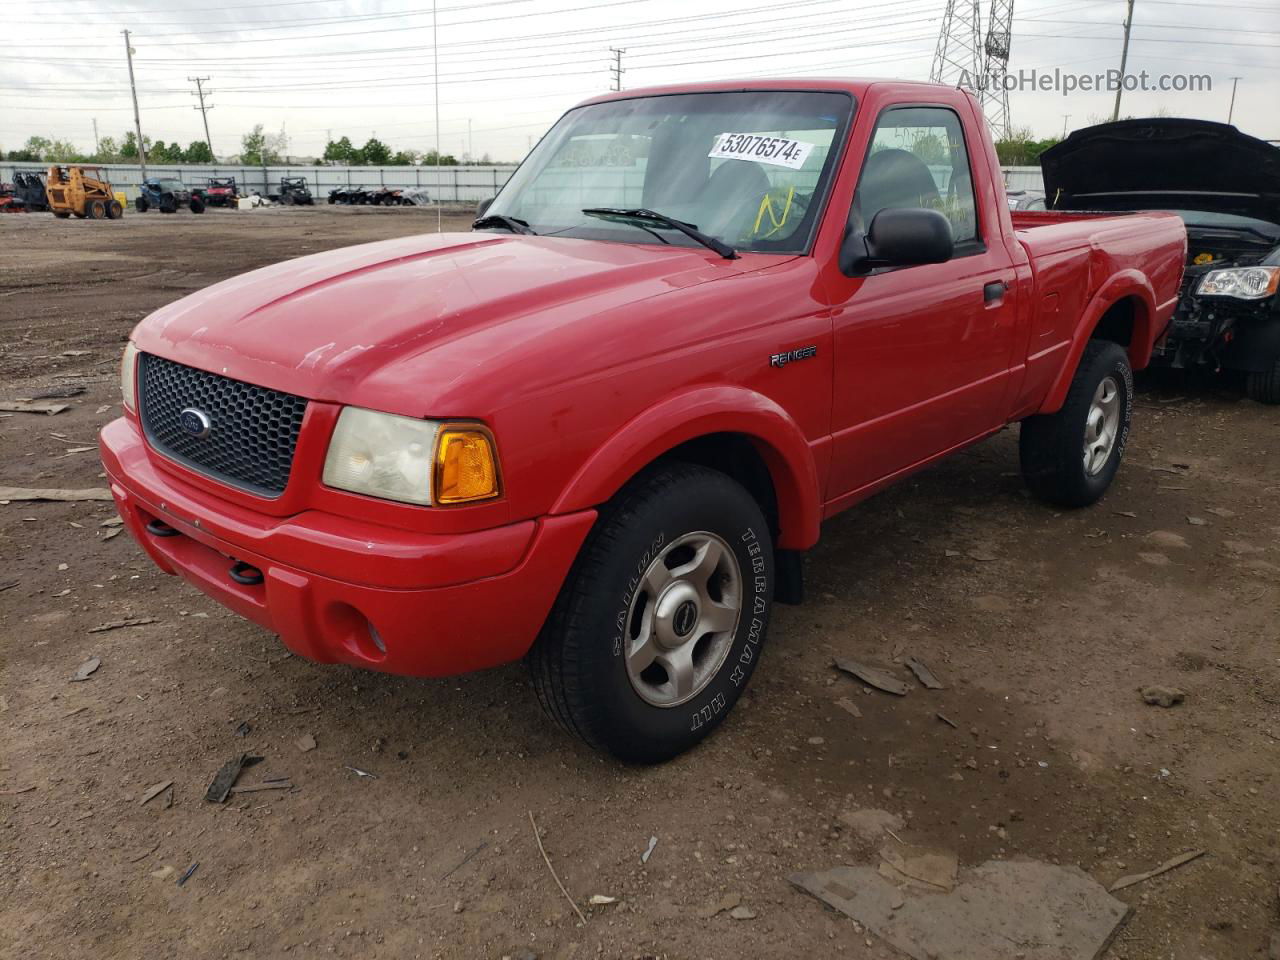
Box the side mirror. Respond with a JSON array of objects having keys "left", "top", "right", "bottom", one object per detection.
[
  {"left": 476, "top": 196, "right": 495, "bottom": 217},
  {"left": 839, "top": 208, "right": 954, "bottom": 276}
]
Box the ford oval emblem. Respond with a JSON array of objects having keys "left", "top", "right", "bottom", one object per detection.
[{"left": 179, "top": 407, "right": 212, "bottom": 439}]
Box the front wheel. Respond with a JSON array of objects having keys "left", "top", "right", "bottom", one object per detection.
[
  {"left": 529, "top": 463, "right": 774, "bottom": 763},
  {"left": 1244, "top": 356, "right": 1280, "bottom": 405},
  {"left": 135, "top": 197, "right": 148, "bottom": 213},
  {"left": 1020, "top": 340, "right": 1133, "bottom": 507},
  {"left": 190, "top": 196, "right": 205, "bottom": 214}
]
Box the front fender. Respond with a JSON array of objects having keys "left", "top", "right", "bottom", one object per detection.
[
  {"left": 549, "top": 385, "right": 823, "bottom": 550},
  {"left": 1040, "top": 269, "right": 1159, "bottom": 414}
]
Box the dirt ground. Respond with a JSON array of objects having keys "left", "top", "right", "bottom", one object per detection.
[{"left": 1, "top": 207, "right": 1277, "bottom": 960}]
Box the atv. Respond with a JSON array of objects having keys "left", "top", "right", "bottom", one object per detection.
[
  {"left": 273, "top": 176, "right": 314, "bottom": 205},
  {"left": 327, "top": 185, "right": 372, "bottom": 205},
  {"left": 202, "top": 176, "right": 239, "bottom": 208},
  {"left": 370, "top": 187, "right": 413, "bottom": 206},
  {"left": 12, "top": 171, "right": 50, "bottom": 212},
  {"left": 135, "top": 177, "right": 205, "bottom": 214}
]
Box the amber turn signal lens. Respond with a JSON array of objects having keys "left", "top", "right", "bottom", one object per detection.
[{"left": 433, "top": 427, "right": 500, "bottom": 504}]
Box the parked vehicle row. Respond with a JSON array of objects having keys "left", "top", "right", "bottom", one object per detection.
[{"left": 327, "top": 184, "right": 427, "bottom": 206}]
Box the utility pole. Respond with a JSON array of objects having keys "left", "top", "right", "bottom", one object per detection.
[
  {"left": 92, "top": 118, "right": 100, "bottom": 156},
  {"left": 189, "top": 76, "right": 214, "bottom": 158},
  {"left": 609, "top": 47, "right": 626, "bottom": 91},
  {"left": 1227, "top": 76, "right": 1241, "bottom": 125},
  {"left": 433, "top": 0, "right": 441, "bottom": 233},
  {"left": 122, "top": 29, "right": 147, "bottom": 178},
  {"left": 1111, "top": 0, "right": 1135, "bottom": 122},
  {"left": 1061, "top": 114, "right": 1071, "bottom": 138},
  {"left": 467, "top": 118, "right": 473, "bottom": 163}
]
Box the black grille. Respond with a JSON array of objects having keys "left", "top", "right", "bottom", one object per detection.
[{"left": 138, "top": 353, "right": 308, "bottom": 497}]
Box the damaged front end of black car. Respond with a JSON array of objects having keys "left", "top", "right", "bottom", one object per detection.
[{"left": 1041, "top": 118, "right": 1280, "bottom": 403}]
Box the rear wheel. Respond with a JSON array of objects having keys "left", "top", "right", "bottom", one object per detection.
[
  {"left": 190, "top": 196, "right": 206, "bottom": 214},
  {"left": 283, "top": 193, "right": 295, "bottom": 205},
  {"left": 529, "top": 463, "right": 774, "bottom": 763},
  {"left": 135, "top": 197, "right": 149, "bottom": 213},
  {"left": 108, "top": 200, "right": 123, "bottom": 219},
  {"left": 87, "top": 199, "right": 106, "bottom": 220},
  {"left": 1244, "top": 356, "right": 1280, "bottom": 405},
  {"left": 1020, "top": 340, "right": 1133, "bottom": 507}
]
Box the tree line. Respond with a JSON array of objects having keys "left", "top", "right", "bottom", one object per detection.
[{"left": 4, "top": 125, "right": 499, "bottom": 167}]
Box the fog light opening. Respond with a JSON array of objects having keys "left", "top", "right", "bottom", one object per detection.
[
  {"left": 368, "top": 623, "right": 386, "bottom": 654},
  {"left": 329, "top": 603, "right": 388, "bottom": 663}
]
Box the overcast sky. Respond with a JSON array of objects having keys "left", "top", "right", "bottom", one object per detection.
[{"left": 2, "top": 0, "right": 1276, "bottom": 163}]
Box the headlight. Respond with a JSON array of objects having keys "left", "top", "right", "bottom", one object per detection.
[
  {"left": 121, "top": 342, "right": 139, "bottom": 411},
  {"left": 1196, "top": 265, "right": 1280, "bottom": 300},
  {"left": 322, "top": 408, "right": 500, "bottom": 506}
]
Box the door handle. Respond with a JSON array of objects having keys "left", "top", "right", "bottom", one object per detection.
[{"left": 983, "top": 280, "right": 1007, "bottom": 303}]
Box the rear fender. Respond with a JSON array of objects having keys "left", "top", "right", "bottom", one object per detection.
[
  {"left": 550, "top": 386, "right": 822, "bottom": 550},
  {"left": 1040, "top": 270, "right": 1157, "bottom": 413}
]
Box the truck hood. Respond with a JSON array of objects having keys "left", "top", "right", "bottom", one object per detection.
[
  {"left": 1040, "top": 118, "right": 1280, "bottom": 225},
  {"left": 132, "top": 232, "right": 755, "bottom": 405}
]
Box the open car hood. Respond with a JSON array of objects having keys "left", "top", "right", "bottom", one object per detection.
[{"left": 1040, "top": 119, "right": 1280, "bottom": 225}]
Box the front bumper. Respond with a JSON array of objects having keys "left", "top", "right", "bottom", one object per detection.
[{"left": 99, "top": 417, "right": 595, "bottom": 676}]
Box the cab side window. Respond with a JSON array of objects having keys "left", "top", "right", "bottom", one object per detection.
[{"left": 851, "top": 106, "right": 979, "bottom": 247}]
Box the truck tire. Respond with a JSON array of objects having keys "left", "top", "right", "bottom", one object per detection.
[
  {"left": 160, "top": 196, "right": 177, "bottom": 214},
  {"left": 87, "top": 199, "right": 106, "bottom": 220},
  {"left": 1020, "top": 340, "right": 1133, "bottom": 507},
  {"left": 190, "top": 196, "right": 206, "bottom": 214},
  {"left": 108, "top": 200, "right": 123, "bottom": 219},
  {"left": 1244, "top": 357, "right": 1280, "bottom": 405},
  {"left": 529, "top": 463, "right": 774, "bottom": 763},
  {"left": 135, "top": 197, "right": 148, "bottom": 213}
]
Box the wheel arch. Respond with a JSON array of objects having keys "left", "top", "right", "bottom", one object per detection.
[
  {"left": 549, "top": 386, "right": 822, "bottom": 551},
  {"left": 1040, "top": 273, "right": 1156, "bottom": 414}
]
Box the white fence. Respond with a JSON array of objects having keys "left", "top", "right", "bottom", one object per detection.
[
  {"left": 0, "top": 162, "right": 519, "bottom": 204},
  {"left": 2, "top": 160, "right": 1046, "bottom": 204}
]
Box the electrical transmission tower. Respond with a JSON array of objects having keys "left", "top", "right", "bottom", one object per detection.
[
  {"left": 609, "top": 48, "right": 626, "bottom": 91},
  {"left": 980, "top": 0, "right": 1014, "bottom": 139},
  {"left": 929, "top": 0, "right": 982, "bottom": 93}
]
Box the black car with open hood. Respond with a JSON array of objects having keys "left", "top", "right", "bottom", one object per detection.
[{"left": 1041, "top": 119, "right": 1280, "bottom": 403}]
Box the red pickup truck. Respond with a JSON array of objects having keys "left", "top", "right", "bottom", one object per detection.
[{"left": 101, "top": 79, "right": 1185, "bottom": 762}]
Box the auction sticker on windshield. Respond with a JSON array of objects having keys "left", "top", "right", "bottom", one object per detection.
[{"left": 709, "top": 133, "right": 814, "bottom": 170}]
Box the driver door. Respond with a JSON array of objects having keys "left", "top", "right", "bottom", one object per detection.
[{"left": 825, "top": 105, "right": 1018, "bottom": 502}]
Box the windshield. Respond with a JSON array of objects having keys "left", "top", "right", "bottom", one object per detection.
[
  {"left": 486, "top": 90, "right": 854, "bottom": 255},
  {"left": 156, "top": 179, "right": 183, "bottom": 191}
]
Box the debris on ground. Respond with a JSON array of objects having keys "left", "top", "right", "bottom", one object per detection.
[
  {"left": 905, "top": 657, "right": 945, "bottom": 689},
  {"left": 835, "top": 697, "right": 863, "bottom": 718},
  {"left": 0, "top": 786, "right": 37, "bottom": 796},
  {"left": 204, "top": 753, "right": 263, "bottom": 803},
  {"left": 344, "top": 765, "right": 378, "bottom": 779},
  {"left": 528, "top": 810, "right": 587, "bottom": 926},
  {"left": 150, "top": 865, "right": 175, "bottom": 880},
  {"left": 878, "top": 844, "right": 959, "bottom": 891},
  {"left": 588, "top": 894, "right": 617, "bottom": 906},
  {"left": 642, "top": 835, "right": 658, "bottom": 864},
  {"left": 295, "top": 734, "right": 317, "bottom": 753},
  {"left": 1109, "top": 849, "right": 1206, "bottom": 892},
  {"left": 228, "top": 779, "right": 292, "bottom": 795},
  {"left": 696, "top": 893, "right": 741, "bottom": 919},
  {"left": 139, "top": 781, "right": 173, "bottom": 806},
  {"left": 233, "top": 721, "right": 251, "bottom": 738},
  {"left": 728, "top": 905, "right": 757, "bottom": 920},
  {"left": 177, "top": 862, "right": 199, "bottom": 887},
  {"left": 834, "top": 658, "right": 910, "bottom": 696},
  {"left": 791, "top": 859, "right": 1131, "bottom": 960},
  {"left": 127, "top": 843, "right": 160, "bottom": 863},
  {"left": 1140, "top": 685, "right": 1186, "bottom": 707},
  {"left": 0, "top": 486, "right": 112, "bottom": 502},
  {"left": 70, "top": 657, "right": 100, "bottom": 682},
  {"left": 32, "top": 385, "right": 87, "bottom": 399},
  {"left": 88, "top": 617, "right": 158, "bottom": 634},
  {"left": 936, "top": 712, "right": 959, "bottom": 729},
  {"left": 0, "top": 400, "right": 70, "bottom": 415},
  {"left": 838, "top": 808, "right": 906, "bottom": 842},
  {"left": 439, "top": 841, "right": 487, "bottom": 881}
]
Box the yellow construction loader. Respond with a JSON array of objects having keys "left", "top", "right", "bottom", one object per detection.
[{"left": 45, "top": 165, "right": 123, "bottom": 220}]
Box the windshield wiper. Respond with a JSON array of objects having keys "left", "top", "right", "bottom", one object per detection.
[
  {"left": 581, "top": 207, "right": 737, "bottom": 259},
  {"left": 472, "top": 214, "right": 536, "bottom": 235}
]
